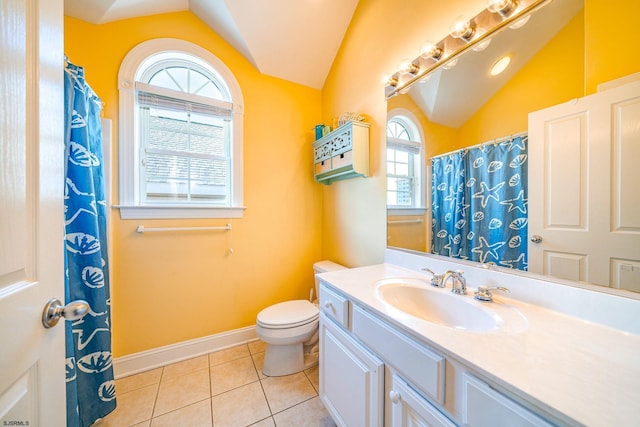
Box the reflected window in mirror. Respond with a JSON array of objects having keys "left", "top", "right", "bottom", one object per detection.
[{"left": 386, "top": 112, "right": 425, "bottom": 211}]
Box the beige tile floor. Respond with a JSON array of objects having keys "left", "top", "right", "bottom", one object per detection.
[{"left": 95, "top": 341, "right": 337, "bottom": 427}]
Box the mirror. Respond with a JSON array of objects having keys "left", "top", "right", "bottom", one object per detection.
[{"left": 386, "top": 0, "right": 639, "bottom": 294}]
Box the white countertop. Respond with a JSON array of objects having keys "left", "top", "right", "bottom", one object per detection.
[{"left": 318, "top": 263, "right": 640, "bottom": 427}]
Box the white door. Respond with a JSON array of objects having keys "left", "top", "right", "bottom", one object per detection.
[
  {"left": 0, "top": 0, "right": 66, "bottom": 425},
  {"left": 528, "top": 79, "right": 640, "bottom": 290}
]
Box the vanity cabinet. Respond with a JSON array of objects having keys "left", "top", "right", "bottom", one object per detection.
[
  {"left": 390, "top": 375, "right": 456, "bottom": 427},
  {"left": 313, "top": 121, "right": 369, "bottom": 185},
  {"left": 319, "top": 313, "right": 384, "bottom": 427},
  {"left": 319, "top": 280, "right": 560, "bottom": 426},
  {"left": 462, "top": 374, "right": 553, "bottom": 427}
]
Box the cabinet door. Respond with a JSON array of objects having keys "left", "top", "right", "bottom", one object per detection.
[
  {"left": 463, "top": 374, "right": 554, "bottom": 427},
  {"left": 390, "top": 375, "right": 456, "bottom": 427},
  {"left": 319, "top": 314, "right": 384, "bottom": 427}
]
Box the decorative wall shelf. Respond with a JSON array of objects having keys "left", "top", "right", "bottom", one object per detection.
[{"left": 313, "top": 121, "right": 370, "bottom": 185}]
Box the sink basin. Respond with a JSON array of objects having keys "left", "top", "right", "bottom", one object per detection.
[{"left": 375, "top": 278, "right": 527, "bottom": 333}]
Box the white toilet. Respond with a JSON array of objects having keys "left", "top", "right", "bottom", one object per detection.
[{"left": 256, "top": 260, "right": 346, "bottom": 376}]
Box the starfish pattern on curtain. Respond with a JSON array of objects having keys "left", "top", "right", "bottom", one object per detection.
[
  {"left": 431, "top": 136, "right": 528, "bottom": 270},
  {"left": 64, "top": 60, "right": 116, "bottom": 427}
]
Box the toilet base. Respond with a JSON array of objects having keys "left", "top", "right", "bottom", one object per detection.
[{"left": 262, "top": 342, "right": 318, "bottom": 377}]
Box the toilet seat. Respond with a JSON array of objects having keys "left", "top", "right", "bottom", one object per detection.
[{"left": 257, "top": 300, "right": 319, "bottom": 329}]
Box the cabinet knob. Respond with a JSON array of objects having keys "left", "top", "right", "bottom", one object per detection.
[
  {"left": 324, "top": 301, "right": 334, "bottom": 309},
  {"left": 389, "top": 390, "right": 401, "bottom": 404}
]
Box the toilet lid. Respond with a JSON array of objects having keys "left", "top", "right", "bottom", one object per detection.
[{"left": 257, "top": 300, "right": 319, "bottom": 329}]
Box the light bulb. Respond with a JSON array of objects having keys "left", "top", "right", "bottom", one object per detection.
[
  {"left": 509, "top": 15, "right": 530, "bottom": 29},
  {"left": 473, "top": 39, "right": 491, "bottom": 52},
  {"left": 450, "top": 18, "right": 475, "bottom": 40},
  {"left": 398, "top": 58, "right": 420, "bottom": 75},
  {"left": 487, "top": 0, "right": 517, "bottom": 17},
  {"left": 443, "top": 58, "right": 459, "bottom": 70},
  {"left": 420, "top": 41, "right": 443, "bottom": 60},
  {"left": 382, "top": 73, "right": 398, "bottom": 87}
]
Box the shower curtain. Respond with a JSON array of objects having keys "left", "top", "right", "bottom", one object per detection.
[
  {"left": 432, "top": 135, "right": 528, "bottom": 270},
  {"left": 64, "top": 60, "right": 116, "bottom": 426}
]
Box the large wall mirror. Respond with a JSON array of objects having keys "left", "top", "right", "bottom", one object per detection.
[{"left": 385, "top": 0, "right": 640, "bottom": 295}]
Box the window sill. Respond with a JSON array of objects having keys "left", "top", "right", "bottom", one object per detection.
[
  {"left": 387, "top": 208, "right": 427, "bottom": 216},
  {"left": 114, "top": 204, "right": 246, "bottom": 220}
]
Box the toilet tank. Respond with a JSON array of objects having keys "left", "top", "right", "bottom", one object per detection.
[{"left": 313, "top": 260, "right": 347, "bottom": 301}]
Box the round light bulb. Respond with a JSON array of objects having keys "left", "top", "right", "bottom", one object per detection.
[
  {"left": 450, "top": 18, "right": 475, "bottom": 40},
  {"left": 443, "top": 58, "right": 459, "bottom": 70},
  {"left": 420, "top": 41, "right": 443, "bottom": 60},
  {"left": 509, "top": 15, "right": 530, "bottom": 29},
  {"left": 487, "top": 0, "right": 517, "bottom": 16},
  {"left": 473, "top": 39, "right": 492, "bottom": 52}
]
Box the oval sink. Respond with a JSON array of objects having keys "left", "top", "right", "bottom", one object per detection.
[{"left": 375, "top": 278, "right": 527, "bottom": 333}]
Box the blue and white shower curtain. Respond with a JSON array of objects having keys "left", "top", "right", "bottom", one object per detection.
[
  {"left": 432, "top": 136, "right": 528, "bottom": 270},
  {"left": 64, "top": 61, "right": 116, "bottom": 426}
]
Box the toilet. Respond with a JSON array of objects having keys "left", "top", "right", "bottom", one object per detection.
[{"left": 256, "top": 260, "right": 346, "bottom": 376}]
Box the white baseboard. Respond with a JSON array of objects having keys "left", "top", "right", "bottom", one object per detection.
[{"left": 113, "top": 325, "right": 258, "bottom": 379}]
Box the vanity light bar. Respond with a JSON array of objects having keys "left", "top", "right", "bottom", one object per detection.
[{"left": 385, "top": 0, "right": 550, "bottom": 99}]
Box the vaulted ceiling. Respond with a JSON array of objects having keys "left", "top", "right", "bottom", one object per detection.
[{"left": 64, "top": 0, "right": 360, "bottom": 89}]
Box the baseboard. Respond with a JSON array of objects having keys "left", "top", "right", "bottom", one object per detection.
[{"left": 113, "top": 325, "right": 258, "bottom": 379}]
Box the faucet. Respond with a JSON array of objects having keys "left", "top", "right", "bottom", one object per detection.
[
  {"left": 474, "top": 285, "right": 510, "bottom": 302},
  {"left": 421, "top": 268, "right": 444, "bottom": 288},
  {"left": 442, "top": 270, "right": 466, "bottom": 295}
]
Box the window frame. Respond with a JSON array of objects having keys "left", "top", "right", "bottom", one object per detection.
[
  {"left": 386, "top": 109, "right": 426, "bottom": 216},
  {"left": 116, "top": 38, "right": 245, "bottom": 219}
]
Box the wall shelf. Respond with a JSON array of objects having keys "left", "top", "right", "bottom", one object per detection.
[{"left": 313, "top": 121, "right": 370, "bottom": 185}]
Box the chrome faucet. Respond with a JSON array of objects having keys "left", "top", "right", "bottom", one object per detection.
[
  {"left": 421, "top": 268, "right": 444, "bottom": 288},
  {"left": 474, "top": 285, "right": 510, "bottom": 302},
  {"left": 442, "top": 270, "right": 466, "bottom": 295}
]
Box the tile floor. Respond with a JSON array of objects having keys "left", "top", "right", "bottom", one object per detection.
[{"left": 95, "top": 340, "right": 337, "bottom": 427}]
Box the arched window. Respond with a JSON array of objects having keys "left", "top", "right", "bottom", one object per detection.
[
  {"left": 386, "top": 112, "right": 424, "bottom": 209},
  {"left": 117, "top": 39, "right": 244, "bottom": 219}
]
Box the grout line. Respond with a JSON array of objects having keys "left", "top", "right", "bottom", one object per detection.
[{"left": 208, "top": 356, "right": 214, "bottom": 426}]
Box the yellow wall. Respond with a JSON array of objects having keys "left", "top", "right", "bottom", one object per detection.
[
  {"left": 65, "top": 12, "right": 324, "bottom": 356},
  {"left": 322, "top": 0, "right": 640, "bottom": 267}
]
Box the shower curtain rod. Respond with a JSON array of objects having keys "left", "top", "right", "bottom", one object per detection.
[
  {"left": 136, "top": 224, "right": 231, "bottom": 233},
  {"left": 429, "top": 130, "right": 528, "bottom": 161}
]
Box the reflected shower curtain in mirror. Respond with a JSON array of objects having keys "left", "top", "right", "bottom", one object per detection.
[
  {"left": 64, "top": 61, "right": 116, "bottom": 426},
  {"left": 431, "top": 136, "right": 528, "bottom": 270}
]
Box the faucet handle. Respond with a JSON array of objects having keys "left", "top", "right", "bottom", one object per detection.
[
  {"left": 474, "top": 285, "right": 510, "bottom": 302},
  {"left": 421, "top": 267, "right": 444, "bottom": 288}
]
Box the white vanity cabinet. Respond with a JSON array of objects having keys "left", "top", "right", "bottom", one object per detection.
[
  {"left": 318, "top": 280, "right": 561, "bottom": 426},
  {"left": 319, "top": 282, "right": 383, "bottom": 427},
  {"left": 462, "top": 374, "right": 554, "bottom": 427},
  {"left": 319, "top": 313, "right": 384, "bottom": 427},
  {"left": 390, "top": 375, "right": 457, "bottom": 427}
]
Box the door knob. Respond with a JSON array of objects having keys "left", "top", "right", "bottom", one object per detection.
[
  {"left": 389, "top": 390, "right": 401, "bottom": 404},
  {"left": 42, "top": 298, "right": 89, "bottom": 328},
  {"left": 530, "top": 235, "right": 542, "bottom": 244}
]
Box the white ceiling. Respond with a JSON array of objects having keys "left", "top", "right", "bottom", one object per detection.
[{"left": 63, "top": 0, "right": 359, "bottom": 89}]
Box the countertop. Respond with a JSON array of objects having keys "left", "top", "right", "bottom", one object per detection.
[{"left": 318, "top": 263, "right": 640, "bottom": 426}]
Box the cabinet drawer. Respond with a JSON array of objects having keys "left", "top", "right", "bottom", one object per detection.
[
  {"left": 390, "top": 375, "right": 456, "bottom": 427},
  {"left": 315, "top": 159, "right": 331, "bottom": 174},
  {"left": 352, "top": 304, "right": 445, "bottom": 404},
  {"left": 463, "top": 373, "right": 553, "bottom": 427},
  {"left": 319, "top": 283, "right": 350, "bottom": 329},
  {"left": 331, "top": 150, "right": 353, "bottom": 169}
]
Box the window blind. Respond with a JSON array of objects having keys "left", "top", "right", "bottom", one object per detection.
[{"left": 136, "top": 82, "right": 232, "bottom": 119}]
